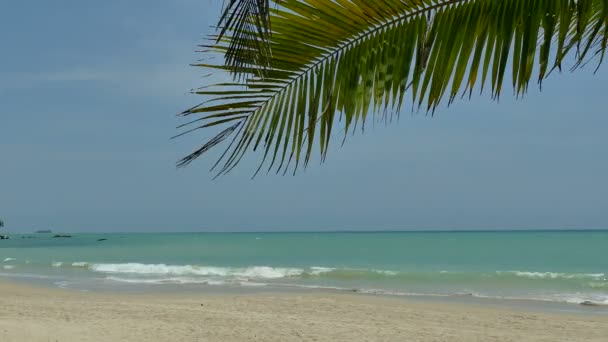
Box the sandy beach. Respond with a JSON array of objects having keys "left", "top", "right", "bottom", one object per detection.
[{"left": 0, "top": 279, "right": 606, "bottom": 342}]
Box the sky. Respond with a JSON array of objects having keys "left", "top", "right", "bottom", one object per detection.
[{"left": 1, "top": 0, "right": 607, "bottom": 232}]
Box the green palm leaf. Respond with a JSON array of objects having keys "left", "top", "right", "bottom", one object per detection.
[
  {"left": 183, "top": 0, "right": 608, "bottom": 177},
  {"left": 217, "top": 0, "right": 273, "bottom": 75}
]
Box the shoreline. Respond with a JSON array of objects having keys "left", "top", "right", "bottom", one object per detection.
[
  {"left": 2, "top": 272, "right": 608, "bottom": 316},
  {"left": 1, "top": 278, "right": 607, "bottom": 342}
]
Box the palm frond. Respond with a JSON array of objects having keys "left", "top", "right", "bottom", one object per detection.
[
  {"left": 184, "top": 0, "right": 608, "bottom": 177},
  {"left": 217, "top": 0, "right": 273, "bottom": 76}
]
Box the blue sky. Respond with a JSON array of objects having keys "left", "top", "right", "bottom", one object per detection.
[{"left": 1, "top": 1, "right": 607, "bottom": 232}]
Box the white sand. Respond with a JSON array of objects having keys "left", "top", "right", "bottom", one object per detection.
[{"left": 0, "top": 279, "right": 606, "bottom": 341}]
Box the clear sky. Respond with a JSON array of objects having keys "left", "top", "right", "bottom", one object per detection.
[{"left": 1, "top": 0, "right": 607, "bottom": 232}]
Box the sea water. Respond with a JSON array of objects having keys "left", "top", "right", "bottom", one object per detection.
[{"left": 1, "top": 231, "right": 607, "bottom": 308}]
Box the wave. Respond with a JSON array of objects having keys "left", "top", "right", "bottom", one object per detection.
[
  {"left": 43, "top": 262, "right": 608, "bottom": 306},
  {"left": 48, "top": 262, "right": 607, "bottom": 284},
  {"left": 71, "top": 262, "right": 89, "bottom": 268},
  {"left": 104, "top": 276, "right": 608, "bottom": 307},
  {"left": 106, "top": 276, "right": 227, "bottom": 285},
  {"left": 3, "top": 258, "right": 16, "bottom": 262},
  {"left": 499, "top": 271, "right": 606, "bottom": 280},
  {"left": 3, "top": 265, "right": 16, "bottom": 270},
  {"left": 88, "top": 263, "right": 304, "bottom": 279},
  {"left": 9, "top": 259, "right": 608, "bottom": 307},
  {"left": 311, "top": 287, "right": 608, "bottom": 306},
  {"left": 54, "top": 262, "right": 399, "bottom": 280},
  {"left": 49, "top": 262, "right": 318, "bottom": 280},
  {"left": 309, "top": 267, "right": 335, "bottom": 275}
]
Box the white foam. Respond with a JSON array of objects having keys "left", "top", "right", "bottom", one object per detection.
[
  {"left": 3, "top": 265, "right": 16, "bottom": 270},
  {"left": 309, "top": 267, "right": 335, "bottom": 275},
  {"left": 524, "top": 293, "right": 608, "bottom": 306},
  {"left": 237, "top": 266, "right": 303, "bottom": 279},
  {"left": 90, "top": 263, "right": 304, "bottom": 279},
  {"left": 52, "top": 262, "right": 63, "bottom": 267},
  {"left": 500, "top": 271, "right": 606, "bottom": 280},
  {"left": 374, "top": 270, "right": 398, "bottom": 276},
  {"left": 355, "top": 289, "right": 608, "bottom": 306},
  {"left": 92, "top": 263, "right": 224, "bottom": 276},
  {"left": 106, "top": 276, "right": 223, "bottom": 285},
  {"left": 307, "top": 267, "right": 399, "bottom": 276},
  {"left": 3, "top": 258, "right": 16, "bottom": 262}
]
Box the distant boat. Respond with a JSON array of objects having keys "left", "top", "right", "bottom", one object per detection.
[{"left": 35, "top": 230, "right": 53, "bottom": 234}]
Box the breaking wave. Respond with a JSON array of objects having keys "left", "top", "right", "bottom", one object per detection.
[
  {"left": 39, "top": 261, "right": 608, "bottom": 306},
  {"left": 50, "top": 262, "right": 402, "bottom": 280},
  {"left": 500, "top": 271, "right": 606, "bottom": 280}
]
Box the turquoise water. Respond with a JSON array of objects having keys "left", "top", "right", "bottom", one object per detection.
[{"left": 1, "top": 231, "right": 607, "bottom": 306}]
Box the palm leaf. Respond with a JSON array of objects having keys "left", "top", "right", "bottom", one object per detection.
[
  {"left": 183, "top": 0, "right": 608, "bottom": 177},
  {"left": 217, "top": 0, "right": 273, "bottom": 76}
]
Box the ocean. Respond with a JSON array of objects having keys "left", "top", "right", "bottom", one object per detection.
[{"left": 1, "top": 231, "right": 607, "bottom": 309}]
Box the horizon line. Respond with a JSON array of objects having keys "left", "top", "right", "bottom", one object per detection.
[{"left": 10, "top": 228, "right": 608, "bottom": 234}]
